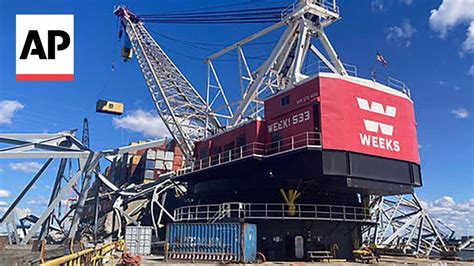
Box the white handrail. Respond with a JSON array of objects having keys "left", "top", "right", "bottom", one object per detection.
[
  {"left": 176, "top": 132, "right": 321, "bottom": 176},
  {"left": 174, "top": 202, "right": 376, "bottom": 223}
]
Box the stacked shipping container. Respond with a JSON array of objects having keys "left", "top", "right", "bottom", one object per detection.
[{"left": 110, "top": 140, "right": 185, "bottom": 186}]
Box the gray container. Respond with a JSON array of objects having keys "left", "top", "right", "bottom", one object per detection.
[
  {"left": 144, "top": 170, "right": 154, "bottom": 179},
  {"left": 155, "top": 149, "right": 165, "bottom": 160},
  {"left": 125, "top": 226, "right": 152, "bottom": 256},
  {"left": 146, "top": 150, "right": 156, "bottom": 160},
  {"left": 164, "top": 151, "right": 174, "bottom": 161},
  {"left": 166, "top": 223, "right": 257, "bottom": 263}
]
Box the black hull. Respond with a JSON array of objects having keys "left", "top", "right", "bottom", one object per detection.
[{"left": 178, "top": 147, "right": 420, "bottom": 204}]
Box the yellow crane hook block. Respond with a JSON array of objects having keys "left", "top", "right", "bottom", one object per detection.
[
  {"left": 96, "top": 99, "right": 124, "bottom": 115},
  {"left": 121, "top": 47, "right": 132, "bottom": 62}
]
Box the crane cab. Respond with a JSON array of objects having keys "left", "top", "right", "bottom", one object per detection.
[{"left": 96, "top": 99, "right": 124, "bottom": 115}]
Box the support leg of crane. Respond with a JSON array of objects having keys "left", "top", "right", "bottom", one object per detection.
[{"left": 317, "top": 30, "right": 347, "bottom": 75}]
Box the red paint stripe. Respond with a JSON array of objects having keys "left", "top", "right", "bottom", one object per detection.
[{"left": 16, "top": 74, "right": 74, "bottom": 81}]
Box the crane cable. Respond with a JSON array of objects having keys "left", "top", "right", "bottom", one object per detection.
[{"left": 138, "top": 6, "right": 286, "bottom": 24}]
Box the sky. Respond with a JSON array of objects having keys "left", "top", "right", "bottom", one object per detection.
[{"left": 0, "top": 0, "right": 472, "bottom": 236}]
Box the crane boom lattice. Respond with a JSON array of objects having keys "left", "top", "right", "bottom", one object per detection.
[{"left": 115, "top": 7, "right": 220, "bottom": 161}]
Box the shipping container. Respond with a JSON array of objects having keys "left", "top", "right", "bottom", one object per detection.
[
  {"left": 143, "top": 178, "right": 155, "bottom": 184},
  {"left": 125, "top": 226, "right": 152, "bottom": 256},
  {"left": 164, "top": 161, "right": 173, "bottom": 170},
  {"left": 146, "top": 150, "right": 156, "bottom": 160},
  {"left": 156, "top": 149, "right": 165, "bottom": 160},
  {"left": 164, "top": 151, "right": 174, "bottom": 161},
  {"left": 130, "top": 155, "right": 141, "bottom": 165},
  {"left": 173, "top": 155, "right": 183, "bottom": 166},
  {"left": 145, "top": 159, "right": 155, "bottom": 170},
  {"left": 155, "top": 160, "right": 165, "bottom": 170},
  {"left": 96, "top": 99, "right": 124, "bottom": 115},
  {"left": 144, "top": 170, "right": 154, "bottom": 179},
  {"left": 166, "top": 223, "right": 257, "bottom": 263}
]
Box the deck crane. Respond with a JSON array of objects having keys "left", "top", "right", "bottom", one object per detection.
[
  {"left": 114, "top": 0, "right": 348, "bottom": 161},
  {"left": 114, "top": 6, "right": 222, "bottom": 162}
]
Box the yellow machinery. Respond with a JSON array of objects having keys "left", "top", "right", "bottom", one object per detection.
[
  {"left": 96, "top": 99, "right": 124, "bottom": 115},
  {"left": 41, "top": 240, "right": 125, "bottom": 266},
  {"left": 352, "top": 244, "right": 379, "bottom": 264},
  {"left": 121, "top": 47, "right": 132, "bottom": 62}
]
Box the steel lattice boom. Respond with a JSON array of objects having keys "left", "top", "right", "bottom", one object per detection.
[{"left": 114, "top": 6, "right": 221, "bottom": 161}]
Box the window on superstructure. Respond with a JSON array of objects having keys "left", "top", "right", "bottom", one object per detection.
[
  {"left": 223, "top": 142, "right": 235, "bottom": 152},
  {"left": 199, "top": 145, "right": 208, "bottom": 158},
  {"left": 313, "top": 103, "right": 321, "bottom": 131},
  {"left": 236, "top": 134, "right": 246, "bottom": 147},
  {"left": 281, "top": 95, "right": 290, "bottom": 106}
]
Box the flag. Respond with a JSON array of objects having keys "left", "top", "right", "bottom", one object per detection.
[{"left": 376, "top": 52, "right": 388, "bottom": 67}]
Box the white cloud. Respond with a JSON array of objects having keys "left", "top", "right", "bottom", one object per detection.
[
  {"left": 113, "top": 110, "right": 169, "bottom": 138},
  {"left": 429, "top": 0, "right": 474, "bottom": 58},
  {"left": 451, "top": 108, "right": 470, "bottom": 119},
  {"left": 1, "top": 207, "right": 30, "bottom": 218},
  {"left": 422, "top": 196, "right": 474, "bottom": 237},
  {"left": 461, "top": 22, "right": 474, "bottom": 56},
  {"left": 14, "top": 208, "right": 31, "bottom": 219},
  {"left": 401, "top": 0, "right": 412, "bottom": 5},
  {"left": 27, "top": 196, "right": 49, "bottom": 206},
  {"left": 9, "top": 161, "right": 42, "bottom": 173},
  {"left": 386, "top": 19, "right": 416, "bottom": 47},
  {"left": 371, "top": 0, "right": 384, "bottom": 12},
  {"left": 0, "top": 100, "right": 24, "bottom": 125},
  {"left": 429, "top": 0, "right": 474, "bottom": 38},
  {"left": 0, "top": 201, "right": 8, "bottom": 206},
  {"left": 469, "top": 65, "right": 474, "bottom": 76},
  {"left": 0, "top": 189, "right": 12, "bottom": 198}
]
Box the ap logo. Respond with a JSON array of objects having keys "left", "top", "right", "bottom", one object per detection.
[{"left": 16, "top": 15, "right": 74, "bottom": 81}]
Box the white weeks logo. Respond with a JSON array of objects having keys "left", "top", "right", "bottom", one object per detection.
[
  {"left": 16, "top": 15, "right": 74, "bottom": 81},
  {"left": 356, "top": 97, "right": 400, "bottom": 152}
]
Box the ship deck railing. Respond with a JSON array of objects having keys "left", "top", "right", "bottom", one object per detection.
[
  {"left": 176, "top": 132, "right": 321, "bottom": 176},
  {"left": 312, "top": 61, "right": 412, "bottom": 97},
  {"left": 174, "top": 202, "right": 376, "bottom": 223}
]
